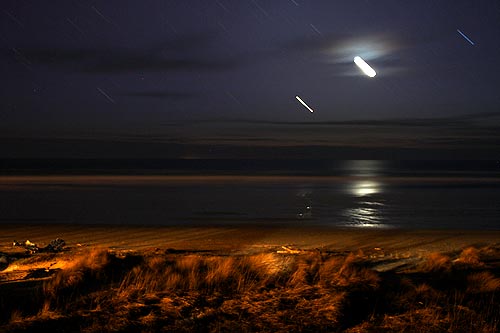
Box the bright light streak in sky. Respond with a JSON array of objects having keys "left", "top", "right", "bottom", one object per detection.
[
  {"left": 353, "top": 56, "right": 376, "bottom": 77},
  {"left": 457, "top": 29, "right": 475, "bottom": 46},
  {"left": 295, "top": 95, "right": 314, "bottom": 113}
]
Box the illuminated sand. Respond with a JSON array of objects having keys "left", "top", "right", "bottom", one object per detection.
[
  {"left": 1, "top": 224, "right": 498, "bottom": 286},
  {"left": 1, "top": 224, "right": 499, "bottom": 251},
  {"left": 1, "top": 224, "right": 499, "bottom": 260}
]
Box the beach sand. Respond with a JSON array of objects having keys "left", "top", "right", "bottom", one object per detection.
[
  {"left": 1, "top": 224, "right": 499, "bottom": 286},
  {"left": 1, "top": 224, "right": 499, "bottom": 285},
  {"left": 1, "top": 224, "right": 499, "bottom": 254}
]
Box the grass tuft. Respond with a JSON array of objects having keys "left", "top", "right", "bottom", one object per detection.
[
  {"left": 421, "top": 252, "right": 452, "bottom": 272},
  {"left": 467, "top": 271, "right": 500, "bottom": 293},
  {"left": 456, "top": 247, "right": 483, "bottom": 267}
]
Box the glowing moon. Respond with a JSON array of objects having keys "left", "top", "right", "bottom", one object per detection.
[{"left": 354, "top": 56, "right": 376, "bottom": 78}]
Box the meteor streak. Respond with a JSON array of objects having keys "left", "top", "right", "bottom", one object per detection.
[
  {"left": 97, "top": 87, "right": 115, "bottom": 104},
  {"left": 457, "top": 29, "right": 475, "bottom": 46},
  {"left": 354, "top": 56, "right": 376, "bottom": 78},
  {"left": 295, "top": 95, "right": 314, "bottom": 113}
]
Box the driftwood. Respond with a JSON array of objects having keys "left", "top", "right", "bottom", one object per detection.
[{"left": 13, "top": 238, "right": 66, "bottom": 254}]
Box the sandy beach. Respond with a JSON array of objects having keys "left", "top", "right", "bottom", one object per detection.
[
  {"left": 2, "top": 224, "right": 499, "bottom": 281},
  {"left": 2, "top": 224, "right": 500, "bottom": 254}
]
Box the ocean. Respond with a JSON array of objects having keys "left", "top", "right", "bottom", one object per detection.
[{"left": 1, "top": 159, "right": 499, "bottom": 230}]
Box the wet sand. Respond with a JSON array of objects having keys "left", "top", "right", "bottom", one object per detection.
[{"left": 1, "top": 224, "right": 499, "bottom": 255}]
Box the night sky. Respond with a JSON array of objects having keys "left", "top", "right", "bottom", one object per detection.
[{"left": 2, "top": 1, "right": 500, "bottom": 159}]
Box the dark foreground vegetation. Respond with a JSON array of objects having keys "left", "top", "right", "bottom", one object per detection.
[{"left": 1, "top": 245, "right": 500, "bottom": 332}]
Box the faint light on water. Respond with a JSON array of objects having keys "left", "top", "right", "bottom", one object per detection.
[
  {"left": 340, "top": 160, "right": 386, "bottom": 177},
  {"left": 297, "top": 205, "right": 312, "bottom": 219},
  {"left": 337, "top": 161, "right": 387, "bottom": 228},
  {"left": 296, "top": 188, "right": 313, "bottom": 219},
  {"left": 342, "top": 206, "right": 386, "bottom": 228},
  {"left": 350, "top": 181, "right": 380, "bottom": 197},
  {"left": 343, "top": 180, "right": 386, "bottom": 227}
]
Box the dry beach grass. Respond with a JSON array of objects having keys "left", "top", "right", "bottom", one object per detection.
[{"left": 0, "top": 226, "right": 500, "bottom": 332}]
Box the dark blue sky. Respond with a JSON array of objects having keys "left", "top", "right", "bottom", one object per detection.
[{"left": 2, "top": 0, "right": 500, "bottom": 159}]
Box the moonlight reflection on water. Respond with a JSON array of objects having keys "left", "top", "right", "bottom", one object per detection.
[
  {"left": 343, "top": 180, "right": 386, "bottom": 228},
  {"left": 349, "top": 180, "right": 380, "bottom": 197}
]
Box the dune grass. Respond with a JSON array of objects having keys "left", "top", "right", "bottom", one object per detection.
[{"left": 1, "top": 245, "right": 499, "bottom": 332}]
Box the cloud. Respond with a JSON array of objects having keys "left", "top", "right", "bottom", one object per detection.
[
  {"left": 158, "top": 111, "right": 500, "bottom": 151},
  {"left": 4, "top": 32, "right": 241, "bottom": 73},
  {"left": 188, "top": 110, "right": 500, "bottom": 128},
  {"left": 2, "top": 110, "right": 498, "bottom": 159},
  {"left": 281, "top": 31, "right": 437, "bottom": 76},
  {"left": 84, "top": 56, "right": 238, "bottom": 73},
  {"left": 5, "top": 47, "right": 97, "bottom": 65}
]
